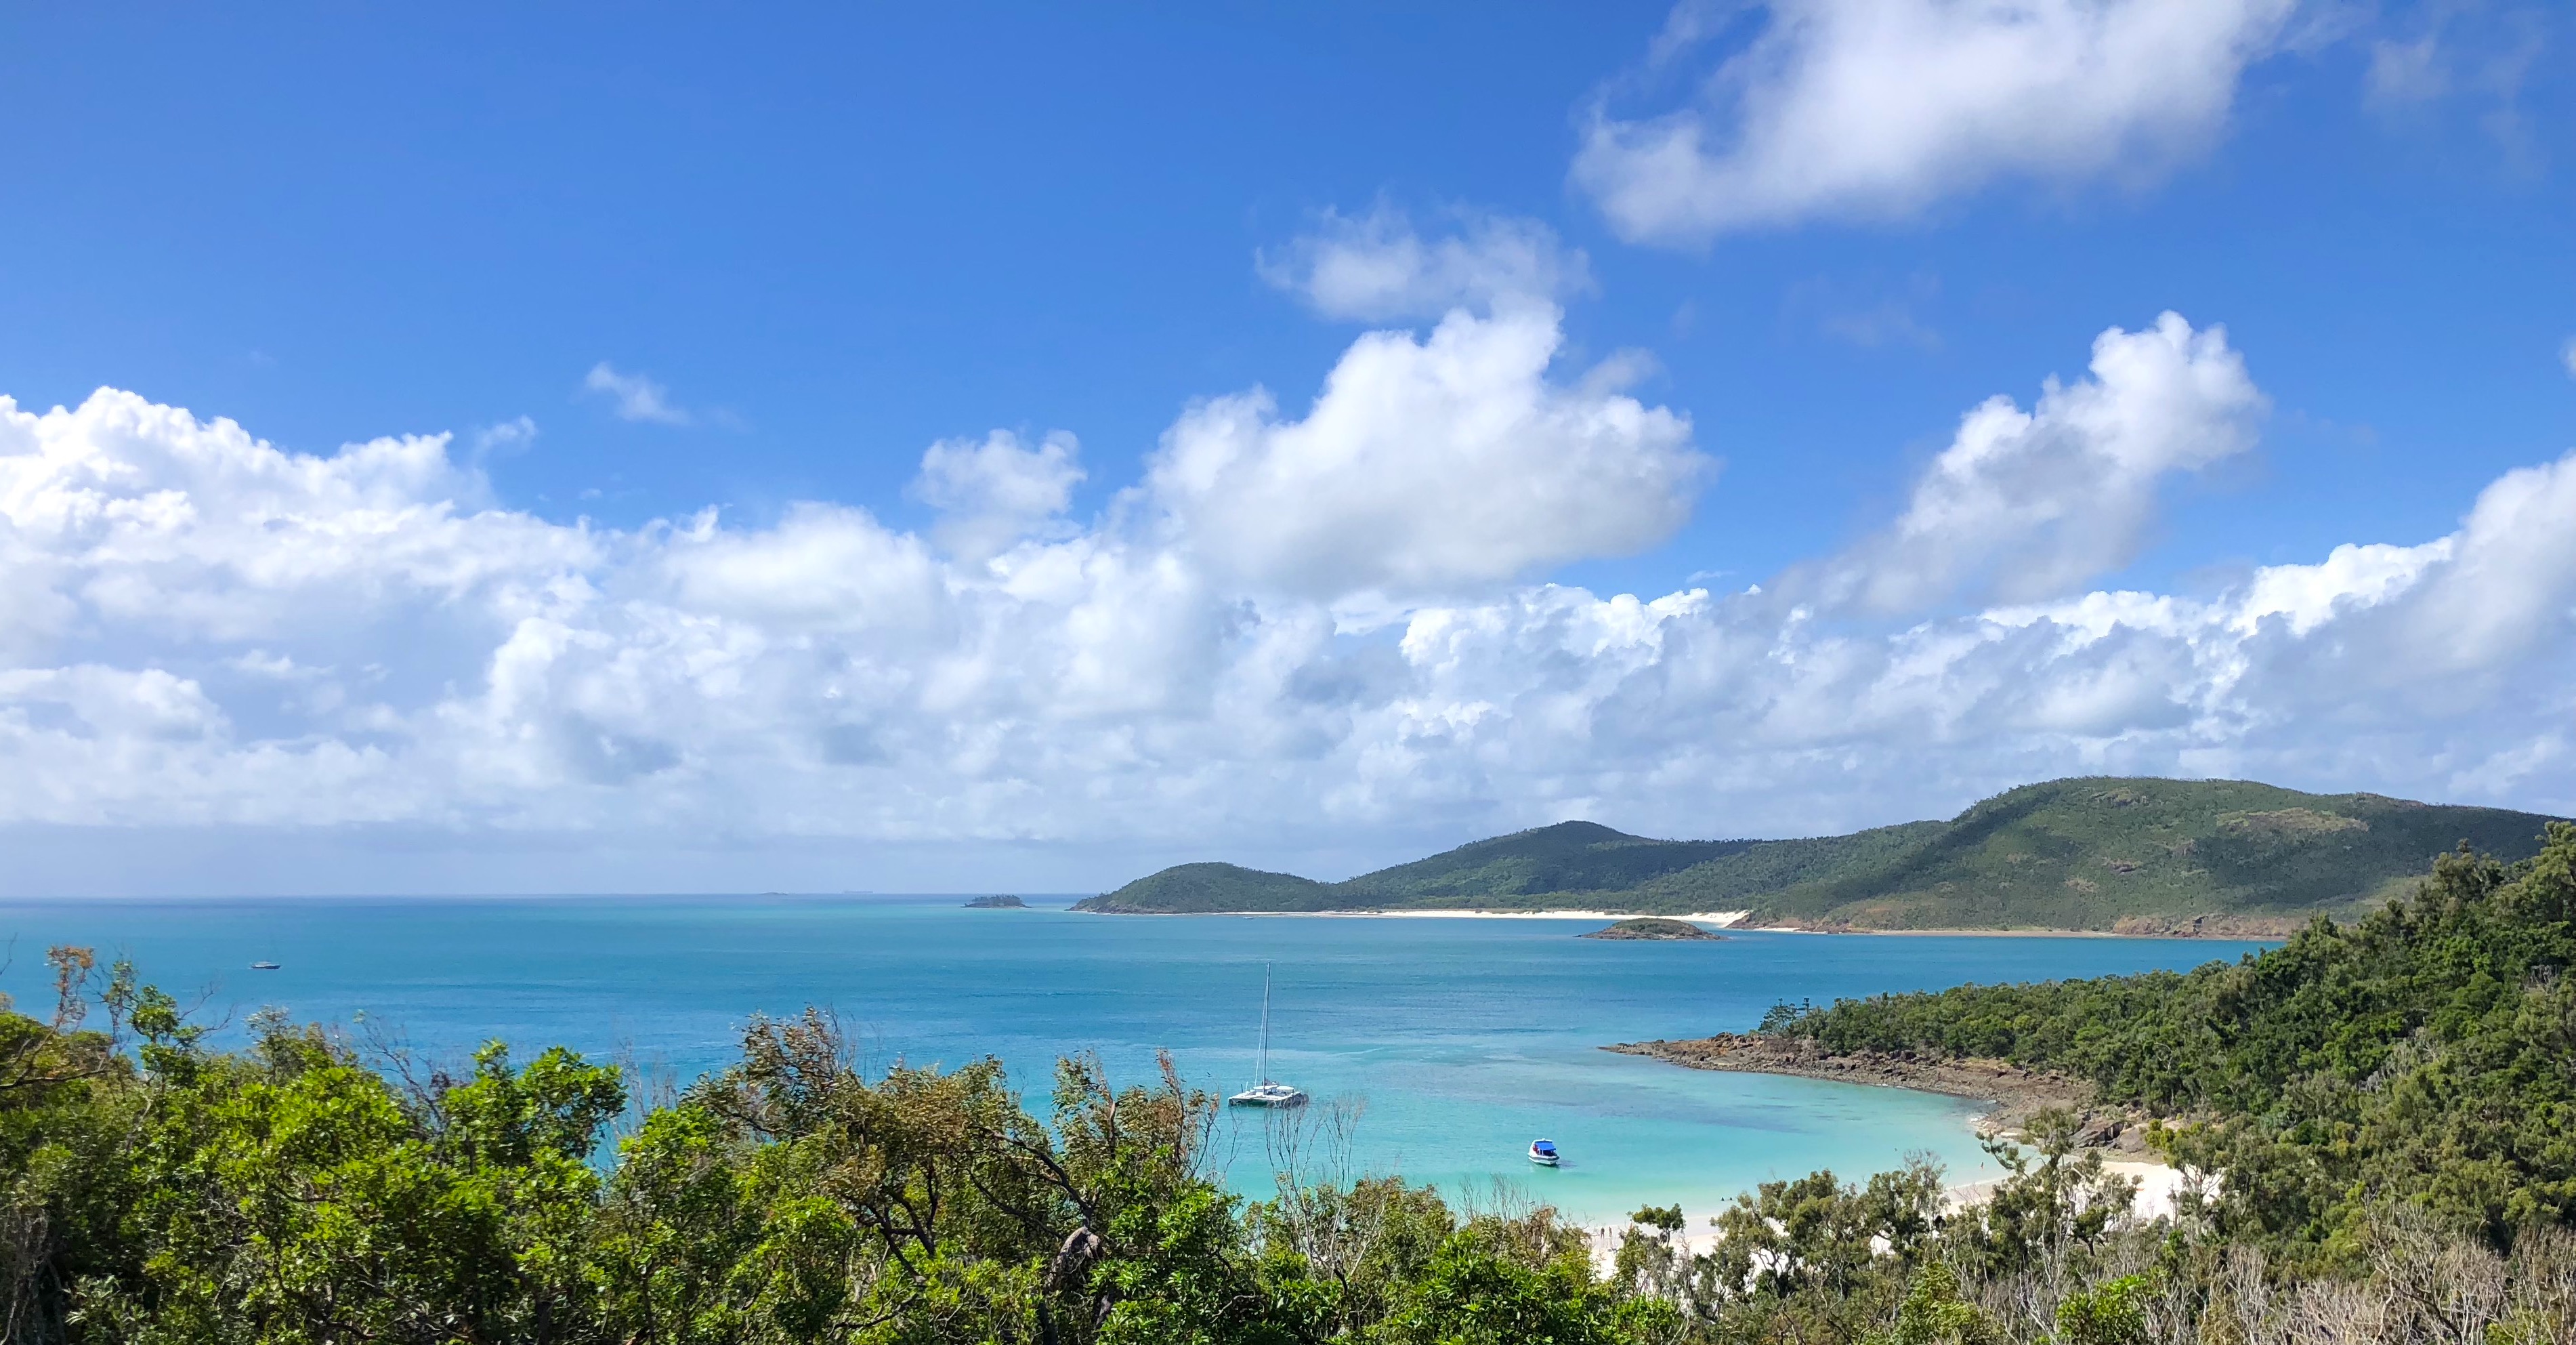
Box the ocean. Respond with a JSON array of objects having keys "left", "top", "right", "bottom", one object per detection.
[{"left": 0, "top": 894, "right": 2268, "bottom": 1224}]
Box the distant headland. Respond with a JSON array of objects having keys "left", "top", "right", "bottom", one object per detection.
[{"left": 1071, "top": 777, "right": 2564, "bottom": 934}]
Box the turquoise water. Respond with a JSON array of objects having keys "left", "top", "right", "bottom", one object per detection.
[{"left": 0, "top": 896, "right": 2267, "bottom": 1224}]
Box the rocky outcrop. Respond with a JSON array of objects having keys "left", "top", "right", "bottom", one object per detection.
[
  {"left": 2108, "top": 912, "right": 2306, "bottom": 938},
  {"left": 1605, "top": 1033, "right": 2108, "bottom": 1136}
]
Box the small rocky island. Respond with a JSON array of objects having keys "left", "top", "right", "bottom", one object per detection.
[
  {"left": 1579, "top": 917, "right": 1723, "bottom": 940},
  {"left": 963, "top": 894, "right": 1028, "bottom": 909}
]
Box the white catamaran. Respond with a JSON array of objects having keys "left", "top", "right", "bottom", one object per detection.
[{"left": 1227, "top": 964, "right": 1307, "bottom": 1108}]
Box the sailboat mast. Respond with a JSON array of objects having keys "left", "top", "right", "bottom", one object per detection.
[{"left": 1258, "top": 964, "right": 1272, "bottom": 1085}]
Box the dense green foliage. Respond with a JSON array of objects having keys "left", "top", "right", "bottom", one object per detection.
[
  {"left": 1773, "top": 822, "right": 2576, "bottom": 1255},
  {"left": 0, "top": 971, "right": 1661, "bottom": 1345},
  {"left": 1078, "top": 777, "right": 2558, "bottom": 930}
]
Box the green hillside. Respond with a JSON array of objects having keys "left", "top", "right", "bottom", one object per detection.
[
  {"left": 1074, "top": 777, "right": 2564, "bottom": 930},
  {"left": 1717, "top": 777, "right": 2556, "bottom": 930},
  {"left": 1074, "top": 821, "right": 1760, "bottom": 915},
  {"left": 1762, "top": 823, "right": 2576, "bottom": 1244},
  {"left": 1344, "top": 820, "right": 1756, "bottom": 901}
]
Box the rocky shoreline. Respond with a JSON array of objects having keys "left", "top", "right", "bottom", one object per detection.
[
  {"left": 2105, "top": 912, "right": 2308, "bottom": 938},
  {"left": 1606, "top": 1033, "right": 2144, "bottom": 1145}
]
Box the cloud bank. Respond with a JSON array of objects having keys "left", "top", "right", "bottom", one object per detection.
[
  {"left": 1576, "top": 0, "right": 2298, "bottom": 243},
  {"left": 2, "top": 264, "right": 2570, "bottom": 887}
]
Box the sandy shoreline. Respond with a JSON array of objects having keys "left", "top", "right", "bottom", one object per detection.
[
  {"left": 1577, "top": 1042, "right": 2189, "bottom": 1257},
  {"left": 1744, "top": 925, "right": 2220, "bottom": 939},
  {"left": 1076, "top": 907, "right": 2277, "bottom": 938},
  {"left": 1078, "top": 907, "right": 1753, "bottom": 924},
  {"left": 1575, "top": 1153, "right": 2193, "bottom": 1264}
]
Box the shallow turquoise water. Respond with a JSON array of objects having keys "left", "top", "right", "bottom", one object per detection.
[{"left": 0, "top": 896, "right": 2266, "bottom": 1223}]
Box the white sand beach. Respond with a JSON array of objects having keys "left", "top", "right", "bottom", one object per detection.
[
  {"left": 1941, "top": 1158, "right": 2203, "bottom": 1220},
  {"left": 1158, "top": 909, "right": 1752, "bottom": 924},
  {"left": 1583, "top": 1158, "right": 2201, "bottom": 1270}
]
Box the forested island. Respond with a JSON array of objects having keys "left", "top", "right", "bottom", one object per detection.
[
  {"left": 1076, "top": 776, "right": 2560, "bottom": 934},
  {"left": 0, "top": 826, "right": 2567, "bottom": 1340},
  {"left": 1580, "top": 917, "right": 1724, "bottom": 940}
]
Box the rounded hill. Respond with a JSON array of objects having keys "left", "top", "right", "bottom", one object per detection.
[{"left": 1074, "top": 777, "right": 2565, "bottom": 931}]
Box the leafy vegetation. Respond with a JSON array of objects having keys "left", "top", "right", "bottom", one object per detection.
[
  {"left": 1077, "top": 777, "right": 2560, "bottom": 930},
  {"left": 0, "top": 966, "right": 1647, "bottom": 1345},
  {"left": 1769, "top": 821, "right": 2576, "bottom": 1256},
  {"left": 7, "top": 825, "right": 2576, "bottom": 1344}
]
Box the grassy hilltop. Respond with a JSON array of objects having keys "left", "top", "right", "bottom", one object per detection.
[{"left": 1074, "top": 777, "right": 2563, "bottom": 931}]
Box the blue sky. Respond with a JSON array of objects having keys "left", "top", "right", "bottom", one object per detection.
[{"left": 1, "top": 3, "right": 2573, "bottom": 894}]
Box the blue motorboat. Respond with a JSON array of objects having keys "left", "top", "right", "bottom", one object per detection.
[{"left": 1528, "top": 1139, "right": 1559, "bottom": 1167}]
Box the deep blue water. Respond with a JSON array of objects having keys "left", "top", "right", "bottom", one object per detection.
[{"left": 0, "top": 896, "right": 2267, "bottom": 1223}]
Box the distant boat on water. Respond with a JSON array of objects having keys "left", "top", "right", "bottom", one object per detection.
[
  {"left": 1528, "top": 1139, "right": 1559, "bottom": 1166},
  {"left": 1227, "top": 964, "right": 1307, "bottom": 1109},
  {"left": 249, "top": 961, "right": 280, "bottom": 970}
]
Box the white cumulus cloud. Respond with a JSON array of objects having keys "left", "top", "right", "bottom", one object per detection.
[
  {"left": 2394, "top": 453, "right": 2576, "bottom": 672},
  {"left": 1575, "top": 0, "right": 2298, "bottom": 243},
  {"left": 911, "top": 430, "right": 1086, "bottom": 564},
  {"left": 1800, "top": 312, "right": 2265, "bottom": 613},
  {"left": 1257, "top": 207, "right": 1593, "bottom": 321},
  {"left": 1143, "top": 304, "right": 1704, "bottom": 602}
]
